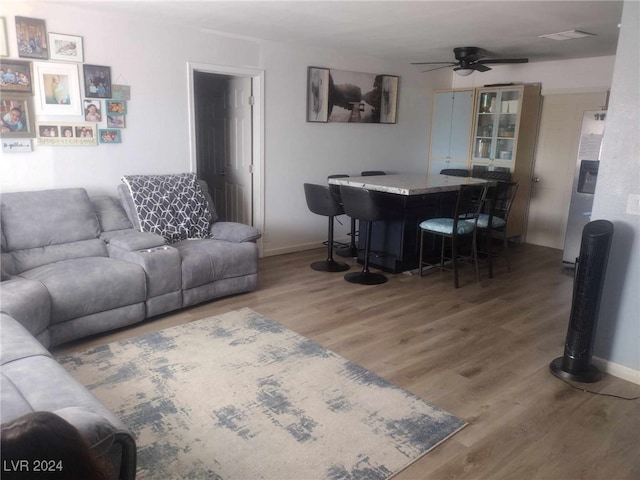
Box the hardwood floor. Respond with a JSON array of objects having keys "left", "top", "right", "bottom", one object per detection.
[{"left": 56, "top": 243, "right": 640, "bottom": 479}]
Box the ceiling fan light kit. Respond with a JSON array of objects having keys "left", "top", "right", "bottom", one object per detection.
[{"left": 454, "top": 67, "right": 474, "bottom": 77}]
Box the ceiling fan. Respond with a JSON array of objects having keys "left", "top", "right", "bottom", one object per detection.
[{"left": 412, "top": 47, "right": 529, "bottom": 76}]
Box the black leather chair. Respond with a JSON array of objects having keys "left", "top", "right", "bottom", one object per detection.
[
  {"left": 339, "top": 185, "right": 390, "bottom": 285},
  {"left": 440, "top": 168, "right": 470, "bottom": 177},
  {"left": 328, "top": 174, "right": 358, "bottom": 257},
  {"left": 303, "top": 183, "right": 350, "bottom": 272}
]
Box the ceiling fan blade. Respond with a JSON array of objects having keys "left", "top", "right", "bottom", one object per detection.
[
  {"left": 472, "top": 64, "right": 492, "bottom": 72},
  {"left": 421, "top": 64, "right": 458, "bottom": 73},
  {"left": 478, "top": 58, "right": 529, "bottom": 65},
  {"left": 411, "top": 61, "right": 457, "bottom": 65}
]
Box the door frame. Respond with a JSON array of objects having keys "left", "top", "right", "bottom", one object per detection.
[{"left": 187, "top": 62, "right": 265, "bottom": 257}]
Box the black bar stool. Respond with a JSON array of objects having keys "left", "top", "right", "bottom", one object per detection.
[
  {"left": 328, "top": 174, "right": 358, "bottom": 257},
  {"left": 303, "top": 183, "right": 350, "bottom": 272},
  {"left": 339, "top": 185, "right": 389, "bottom": 285}
]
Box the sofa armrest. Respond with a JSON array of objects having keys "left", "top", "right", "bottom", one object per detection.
[
  {"left": 210, "top": 222, "right": 262, "bottom": 243},
  {"left": 102, "top": 230, "right": 166, "bottom": 252},
  {"left": 107, "top": 244, "right": 182, "bottom": 299}
]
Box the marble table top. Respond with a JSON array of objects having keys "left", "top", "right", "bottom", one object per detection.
[{"left": 328, "top": 173, "right": 490, "bottom": 196}]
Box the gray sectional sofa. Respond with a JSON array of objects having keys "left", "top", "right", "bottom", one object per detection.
[{"left": 0, "top": 177, "right": 261, "bottom": 479}]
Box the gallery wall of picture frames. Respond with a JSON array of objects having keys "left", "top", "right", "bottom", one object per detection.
[
  {"left": 306, "top": 66, "right": 399, "bottom": 124},
  {"left": 1, "top": 15, "right": 131, "bottom": 153}
]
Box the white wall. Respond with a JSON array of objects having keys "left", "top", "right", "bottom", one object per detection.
[
  {"left": 1, "top": 2, "right": 260, "bottom": 194},
  {"left": 590, "top": 1, "right": 640, "bottom": 376},
  {"left": 451, "top": 55, "right": 615, "bottom": 94},
  {"left": 260, "top": 41, "right": 443, "bottom": 254},
  {"left": 0, "top": 2, "right": 443, "bottom": 257}
]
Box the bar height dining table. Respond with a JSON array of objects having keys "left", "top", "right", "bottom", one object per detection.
[{"left": 328, "top": 173, "right": 492, "bottom": 273}]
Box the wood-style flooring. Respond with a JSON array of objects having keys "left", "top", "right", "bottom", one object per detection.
[{"left": 56, "top": 243, "right": 640, "bottom": 480}]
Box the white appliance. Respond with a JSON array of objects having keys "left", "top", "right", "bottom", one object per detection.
[{"left": 562, "top": 110, "right": 606, "bottom": 266}]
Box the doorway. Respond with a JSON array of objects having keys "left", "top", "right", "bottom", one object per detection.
[
  {"left": 526, "top": 91, "right": 607, "bottom": 249},
  {"left": 188, "top": 63, "right": 264, "bottom": 253}
]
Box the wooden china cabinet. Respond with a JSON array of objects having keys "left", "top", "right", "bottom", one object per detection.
[{"left": 427, "top": 84, "right": 542, "bottom": 240}]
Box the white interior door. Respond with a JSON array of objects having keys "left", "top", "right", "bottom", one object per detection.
[
  {"left": 526, "top": 92, "right": 607, "bottom": 248},
  {"left": 225, "top": 77, "right": 253, "bottom": 225}
]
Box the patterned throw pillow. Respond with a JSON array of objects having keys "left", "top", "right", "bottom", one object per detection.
[{"left": 122, "top": 173, "right": 212, "bottom": 243}]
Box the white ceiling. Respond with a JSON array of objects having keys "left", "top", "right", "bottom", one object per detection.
[{"left": 73, "top": 1, "right": 623, "bottom": 66}]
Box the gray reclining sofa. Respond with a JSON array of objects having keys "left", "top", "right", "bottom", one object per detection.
[{"left": 0, "top": 174, "right": 261, "bottom": 479}]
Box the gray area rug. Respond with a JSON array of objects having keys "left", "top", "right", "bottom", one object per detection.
[{"left": 58, "top": 308, "right": 466, "bottom": 479}]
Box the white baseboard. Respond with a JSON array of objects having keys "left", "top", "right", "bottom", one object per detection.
[
  {"left": 263, "top": 242, "right": 322, "bottom": 257},
  {"left": 592, "top": 356, "right": 640, "bottom": 385},
  {"left": 262, "top": 236, "right": 351, "bottom": 258}
]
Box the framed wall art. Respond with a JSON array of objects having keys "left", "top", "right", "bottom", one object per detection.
[
  {"left": 106, "top": 99, "right": 126, "bottom": 115},
  {"left": 33, "top": 62, "right": 82, "bottom": 115},
  {"left": 0, "top": 94, "right": 36, "bottom": 139},
  {"left": 15, "top": 16, "right": 48, "bottom": 60},
  {"left": 36, "top": 121, "right": 97, "bottom": 146},
  {"left": 306, "top": 67, "right": 399, "bottom": 124},
  {"left": 2, "top": 138, "right": 33, "bottom": 153},
  {"left": 83, "top": 64, "right": 112, "bottom": 98},
  {"left": 111, "top": 84, "right": 131, "bottom": 100},
  {"left": 48, "top": 33, "right": 84, "bottom": 62},
  {"left": 107, "top": 115, "right": 125, "bottom": 128},
  {"left": 83, "top": 100, "right": 102, "bottom": 122},
  {"left": 1, "top": 17, "right": 8, "bottom": 57},
  {"left": 99, "top": 129, "right": 121, "bottom": 143},
  {"left": 379, "top": 75, "right": 399, "bottom": 124},
  {"left": 307, "top": 67, "right": 329, "bottom": 122},
  {"left": 0, "top": 60, "right": 33, "bottom": 93}
]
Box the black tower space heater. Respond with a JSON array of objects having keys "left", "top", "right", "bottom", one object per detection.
[{"left": 550, "top": 220, "right": 614, "bottom": 383}]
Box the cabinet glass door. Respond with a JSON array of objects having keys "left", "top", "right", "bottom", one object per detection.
[{"left": 473, "top": 88, "right": 520, "bottom": 163}]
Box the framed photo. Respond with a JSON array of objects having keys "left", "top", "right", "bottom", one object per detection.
[
  {"left": 15, "top": 16, "right": 48, "bottom": 60},
  {"left": 99, "top": 129, "right": 121, "bottom": 143},
  {"left": 83, "top": 100, "right": 102, "bottom": 122},
  {"left": 379, "top": 75, "right": 399, "bottom": 124},
  {"left": 107, "top": 115, "right": 125, "bottom": 128},
  {"left": 48, "top": 33, "right": 83, "bottom": 62},
  {"left": 1, "top": 17, "right": 8, "bottom": 57},
  {"left": 2, "top": 138, "right": 33, "bottom": 153},
  {"left": 111, "top": 84, "right": 131, "bottom": 100},
  {"left": 106, "top": 99, "right": 126, "bottom": 115},
  {"left": 0, "top": 94, "right": 36, "bottom": 138},
  {"left": 33, "top": 62, "right": 82, "bottom": 115},
  {"left": 307, "top": 67, "right": 329, "bottom": 122},
  {"left": 36, "top": 121, "right": 97, "bottom": 146},
  {"left": 0, "top": 60, "right": 33, "bottom": 93},
  {"left": 83, "top": 64, "right": 111, "bottom": 98}
]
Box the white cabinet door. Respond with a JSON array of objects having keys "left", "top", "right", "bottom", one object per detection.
[{"left": 429, "top": 90, "right": 473, "bottom": 162}]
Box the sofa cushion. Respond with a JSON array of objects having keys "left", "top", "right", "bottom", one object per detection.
[
  {"left": 19, "top": 257, "right": 146, "bottom": 324},
  {"left": 172, "top": 239, "right": 258, "bottom": 290},
  {"left": 1, "top": 188, "right": 101, "bottom": 252},
  {"left": 9, "top": 239, "right": 108, "bottom": 275},
  {"left": 91, "top": 195, "right": 133, "bottom": 232}
]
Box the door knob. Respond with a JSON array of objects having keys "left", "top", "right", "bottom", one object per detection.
[{"left": 532, "top": 177, "right": 540, "bottom": 183}]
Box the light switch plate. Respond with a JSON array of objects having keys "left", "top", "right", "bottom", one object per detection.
[{"left": 627, "top": 194, "right": 640, "bottom": 216}]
